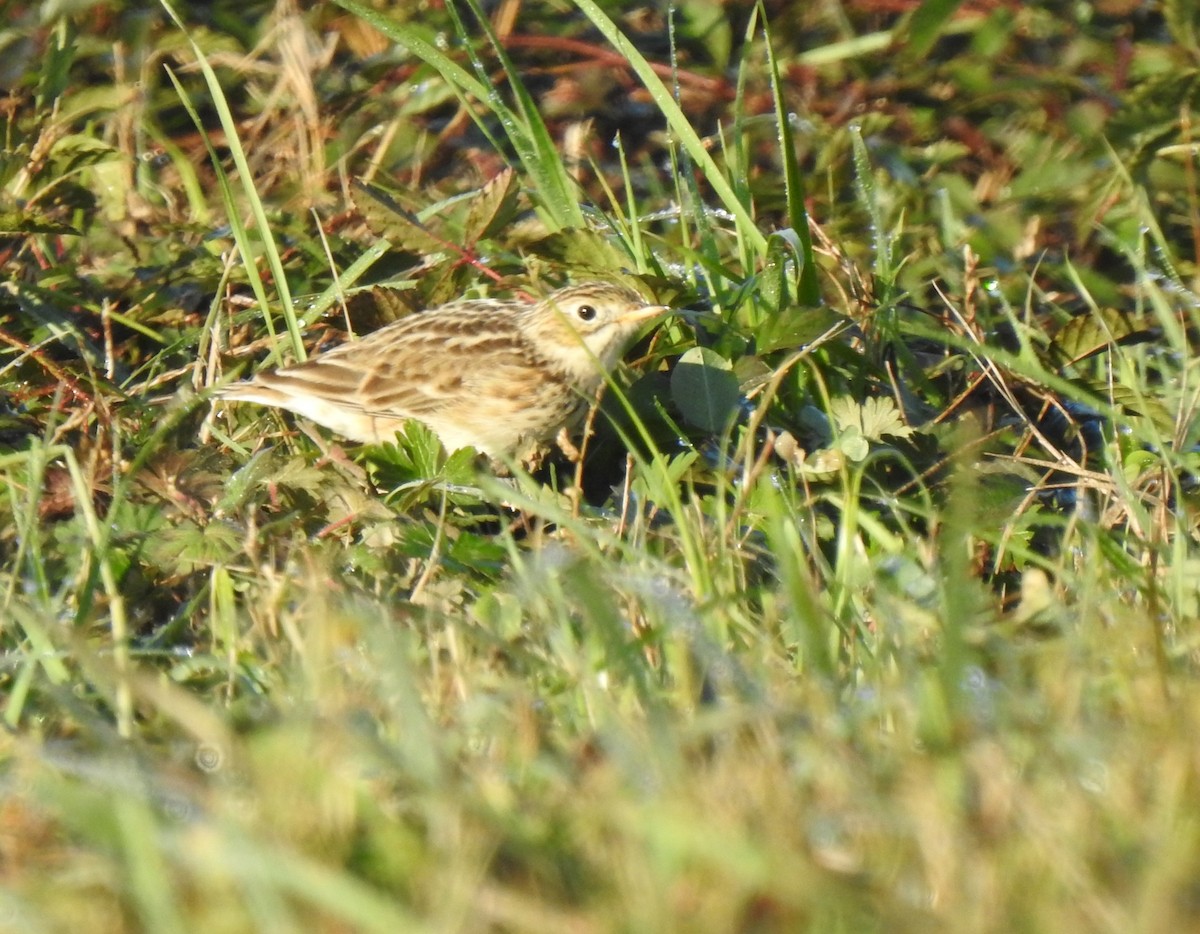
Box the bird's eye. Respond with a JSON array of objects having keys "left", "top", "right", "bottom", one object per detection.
[{"left": 576, "top": 304, "right": 597, "bottom": 321}]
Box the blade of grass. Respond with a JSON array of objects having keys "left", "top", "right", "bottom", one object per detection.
[
  {"left": 762, "top": 5, "right": 819, "bottom": 304},
  {"left": 452, "top": 0, "right": 585, "bottom": 228},
  {"left": 163, "top": 65, "right": 283, "bottom": 361},
  {"left": 159, "top": 0, "right": 304, "bottom": 361},
  {"left": 664, "top": 5, "right": 742, "bottom": 275},
  {"left": 116, "top": 793, "right": 186, "bottom": 934},
  {"left": 300, "top": 238, "right": 396, "bottom": 328},
  {"left": 850, "top": 125, "right": 895, "bottom": 302},
  {"left": 172, "top": 831, "right": 427, "bottom": 933},
  {"left": 570, "top": 0, "right": 769, "bottom": 258},
  {"left": 144, "top": 121, "right": 212, "bottom": 226},
  {"left": 64, "top": 441, "right": 133, "bottom": 739},
  {"left": 1, "top": 441, "right": 136, "bottom": 736},
  {"left": 332, "top": 0, "right": 584, "bottom": 230}
]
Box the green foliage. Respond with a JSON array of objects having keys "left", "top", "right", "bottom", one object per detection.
[
  {"left": 2, "top": 1, "right": 1200, "bottom": 931},
  {"left": 670, "top": 346, "right": 739, "bottom": 434}
]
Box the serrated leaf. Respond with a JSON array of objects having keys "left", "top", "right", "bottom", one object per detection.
[
  {"left": 352, "top": 180, "right": 446, "bottom": 254},
  {"left": 524, "top": 228, "right": 628, "bottom": 274},
  {"left": 443, "top": 445, "right": 483, "bottom": 485},
  {"left": 51, "top": 135, "right": 120, "bottom": 174},
  {"left": 370, "top": 286, "right": 415, "bottom": 320},
  {"left": 462, "top": 167, "right": 519, "bottom": 243},
  {"left": 828, "top": 396, "right": 914, "bottom": 442},
  {"left": 144, "top": 520, "right": 244, "bottom": 575},
  {"left": 670, "top": 346, "right": 740, "bottom": 434},
  {"left": 418, "top": 261, "right": 470, "bottom": 308},
  {"left": 1103, "top": 383, "right": 1175, "bottom": 436},
  {"left": 393, "top": 418, "right": 448, "bottom": 474},
  {"left": 1106, "top": 69, "right": 1200, "bottom": 175},
  {"left": 270, "top": 457, "right": 335, "bottom": 493},
  {"left": 1051, "top": 308, "right": 1148, "bottom": 367},
  {"left": 1066, "top": 376, "right": 1174, "bottom": 437}
]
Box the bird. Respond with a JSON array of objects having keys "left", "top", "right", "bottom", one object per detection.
[{"left": 218, "top": 281, "right": 670, "bottom": 458}]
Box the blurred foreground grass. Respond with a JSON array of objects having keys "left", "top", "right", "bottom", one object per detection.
[{"left": 3, "top": 1, "right": 1200, "bottom": 931}]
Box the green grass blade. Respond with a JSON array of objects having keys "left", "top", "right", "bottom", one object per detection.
[
  {"left": 159, "top": 0, "right": 305, "bottom": 360},
  {"left": 762, "top": 7, "right": 820, "bottom": 304},
  {"left": 452, "top": 0, "right": 586, "bottom": 228},
  {"left": 333, "top": 0, "right": 584, "bottom": 230},
  {"left": 850, "top": 125, "right": 894, "bottom": 301},
  {"left": 162, "top": 66, "right": 281, "bottom": 356},
  {"left": 570, "top": 0, "right": 769, "bottom": 258},
  {"left": 301, "top": 238, "right": 395, "bottom": 327},
  {"left": 116, "top": 795, "right": 187, "bottom": 934}
]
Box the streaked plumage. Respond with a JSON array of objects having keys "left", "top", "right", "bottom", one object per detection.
[{"left": 218, "top": 282, "right": 669, "bottom": 457}]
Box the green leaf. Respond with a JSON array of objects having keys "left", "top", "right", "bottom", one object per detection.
[
  {"left": 763, "top": 17, "right": 819, "bottom": 303},
  {"left": 213, "top": 448, "right": 283, "bottom": 513},
  {"left": 270, "top": 457, "right": 336, "bottom": 494},
  {"left": 461, "top": 167, "right": 520, "bottom": 244},
  {"left": 670, "top": 347, "right": 740, "bottom": 434},
  {"left": 50, "top": 135, "right": 121, "bottom": 175},
  {"left": 569, "top": 0, "right": 768, "bottom": 256},
  {"left": 1166, "top": 0, "right": 1200, "bottom": 54},
  {"left": 392, "top": 419, "right": 448, "bottom": 476},
  {"left": 352, "top": 181, "right": 447, "bottom": 254},
  {"left": 898, "top": 0, "right": 967, "bottom": 59},
  {"left": 1122, "top": 448, "right": 1159, "bottom": 482},
  {"left": 1050, "top": 308, "right": 1149, "bottom": 368},
  {"left": 144, "top": 520, "right": 244, "bottom": 575},
  {"left": 836, "top": 426, "right": 870, "bottom": 462},
  {"left": 525, "top": 228, "right": 630, "bottom": 274},
  {"left": 828, "top": 396, "right": 914, "bottom": 442},
  {"left": 851, "top": 125, "right": 895, "bottom": 299},
  {"left": 36, "top": 18, "right": 76, "bottom": 111},
  {"left": 756, "top": 305, "right": 847, "bottom": 355},
  {"left": 1087, "top": 380, "right": 1176, "bottom": 437},
  {"left": 443, "top": 446, "right": 482, "bottom": 486},
  {"left": 758, "top": 231, "right": 794, "bottom": 313},
  {"left": 0, "top": 211, "right": 79, "bottom": 235}
]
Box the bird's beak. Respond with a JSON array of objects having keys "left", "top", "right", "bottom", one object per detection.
[{"left": 623, "top": 303, "right": 672, "bottom": 324}]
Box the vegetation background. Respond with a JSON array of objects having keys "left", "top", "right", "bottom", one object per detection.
[{"left": 2, "top": 0, "right": 1199, "bottom": 930}]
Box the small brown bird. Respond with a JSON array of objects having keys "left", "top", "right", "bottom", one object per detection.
[{"left": 219, "top": 282, "right": 669, "bottom": 457}]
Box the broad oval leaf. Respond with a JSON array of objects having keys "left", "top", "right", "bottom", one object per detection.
[{"left": 670, "top": 346, "right": 740, "bottom": 434}]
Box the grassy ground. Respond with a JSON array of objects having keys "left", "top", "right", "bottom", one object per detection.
[{"left": 3, "top": 0, "right": 1200, "bottom": 930}]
